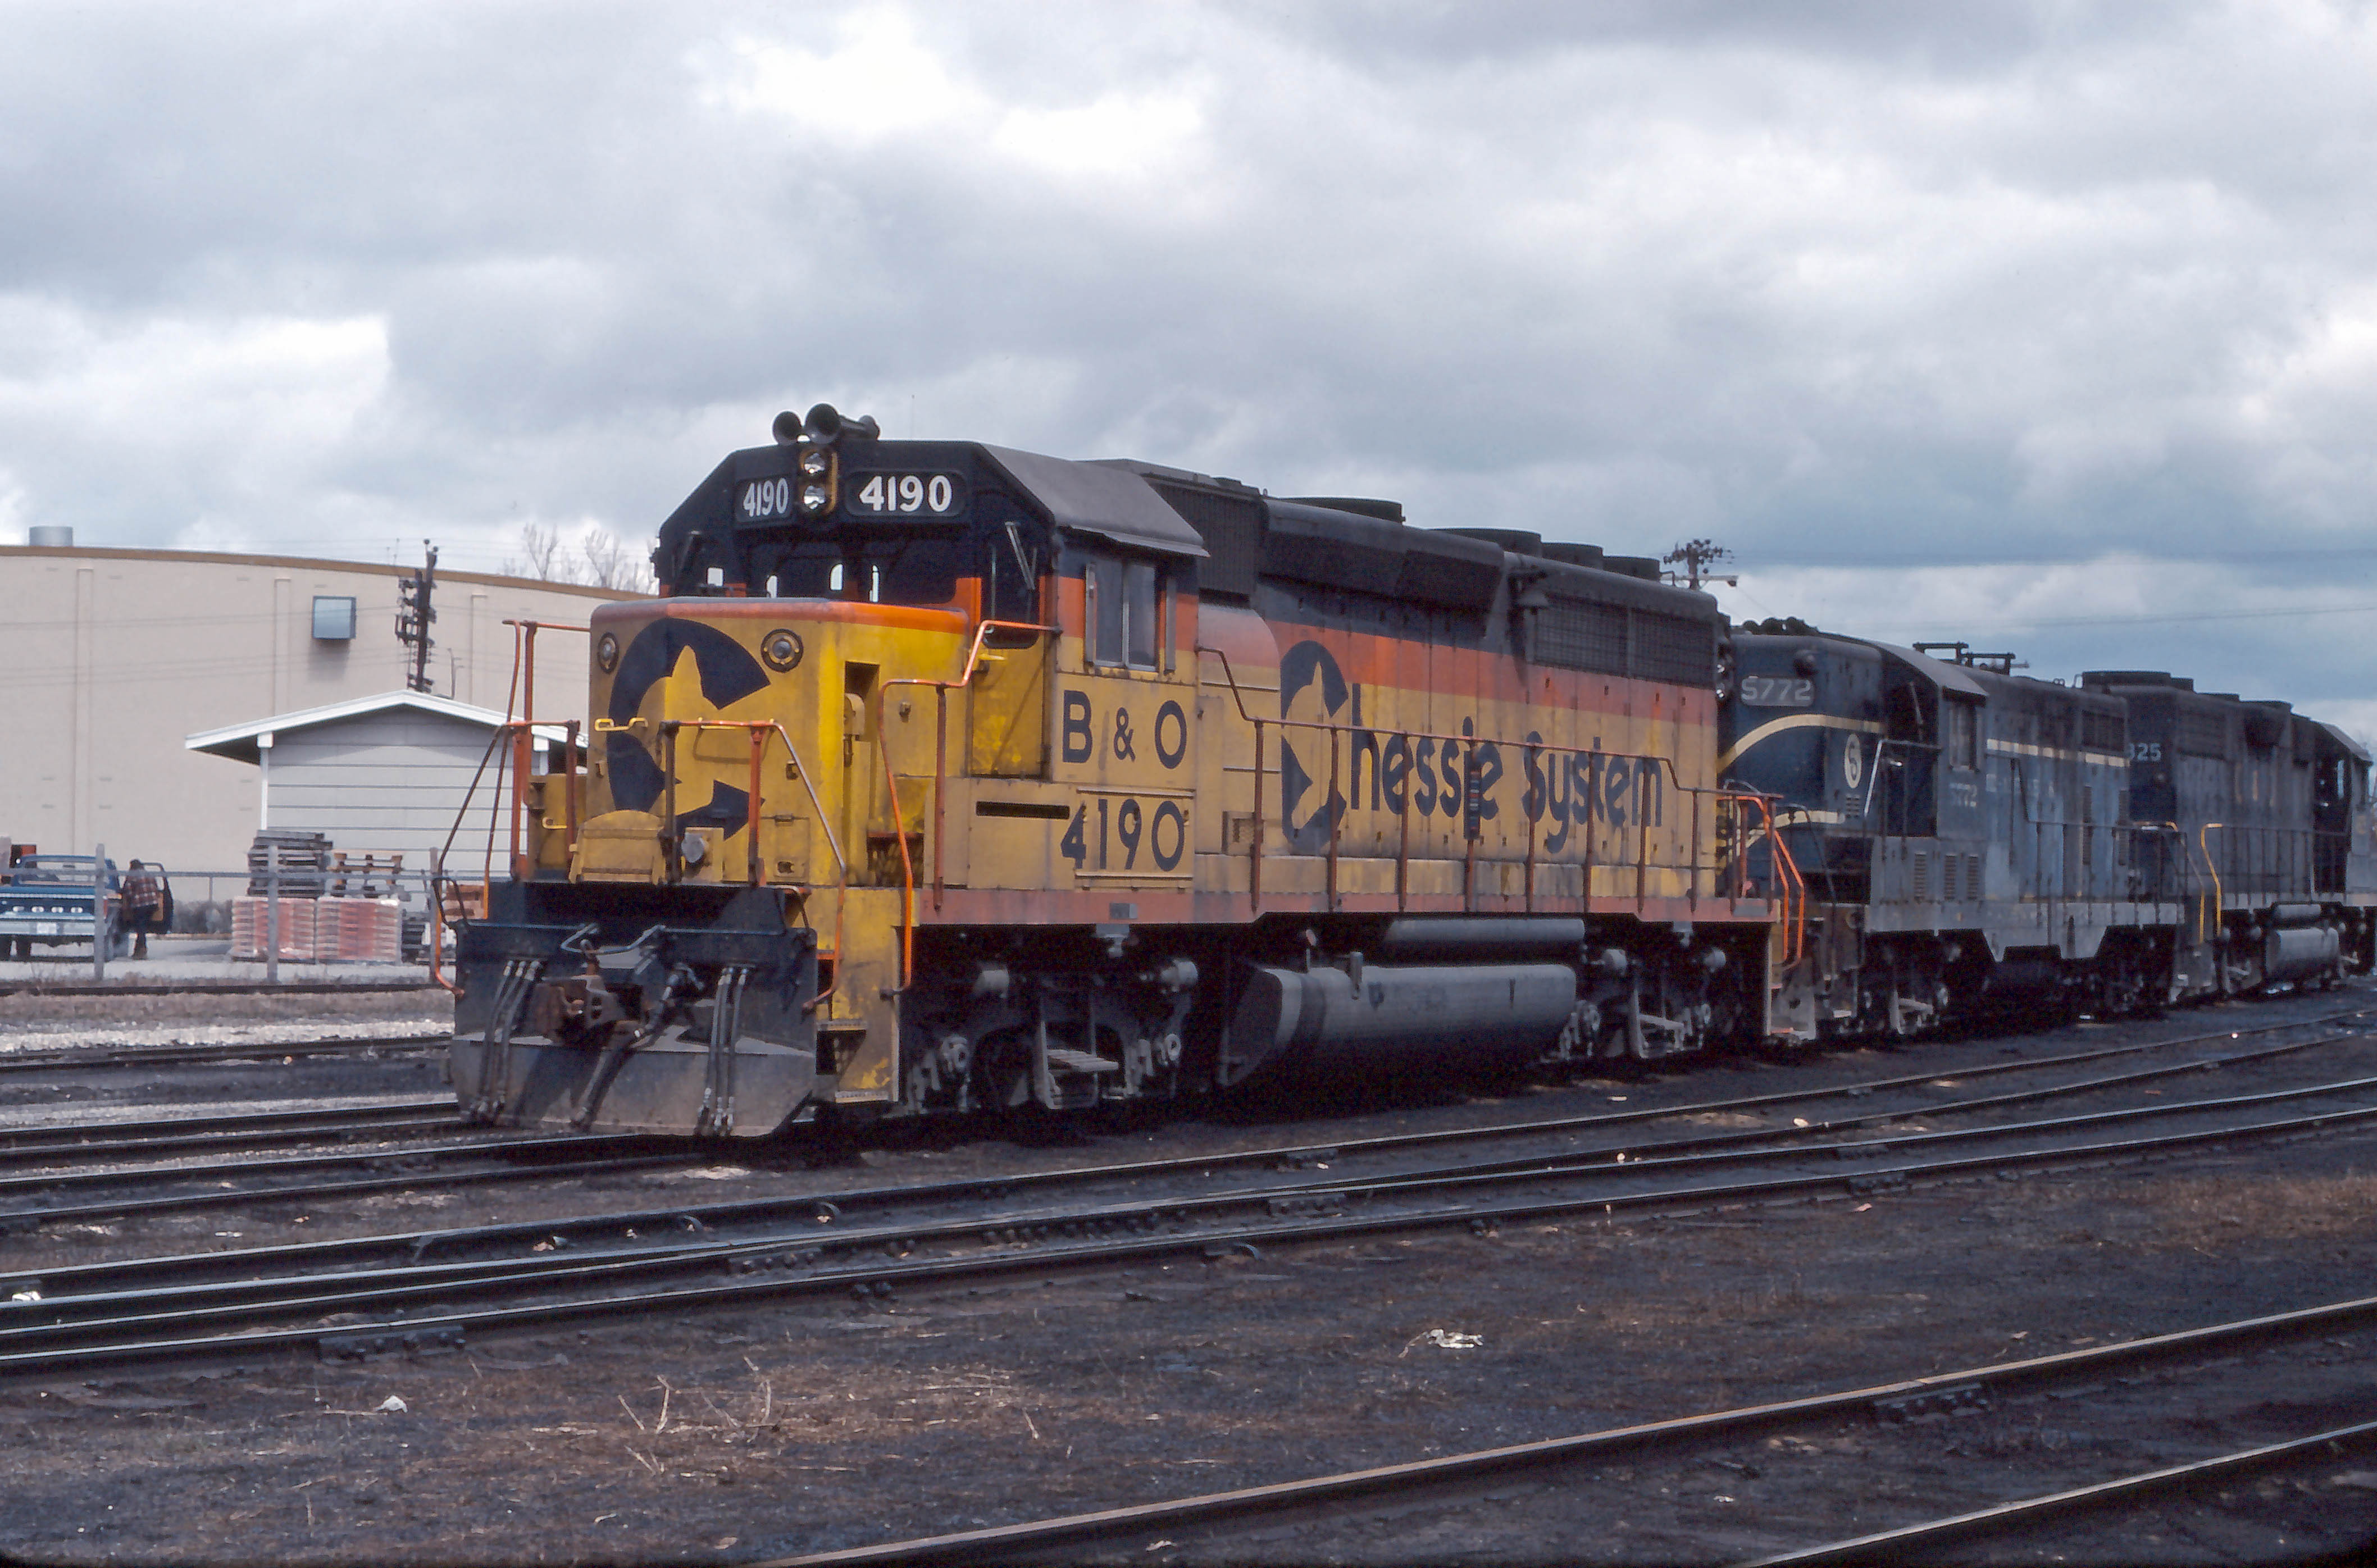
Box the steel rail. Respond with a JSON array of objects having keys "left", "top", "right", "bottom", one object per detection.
[
  {"left": 8, "top": 1086, "right": 2377, "bottom": 1383},
  {"left": 1198, "top": 1000, "right": 2377, "bottom": 1173},
  {"left": 0, "top": 1135, "right": 707, "bottom": 1228},
  {"left": 22, "top": 1070, "right": 2373, "bottom": 1346},
  {"left": 0, "top": 1098, "right": 458, "bottom": 1162},
  {"left": 0, "top": 980, "right": 440, "bottom": 999},
  {"left": 1173, "top": 1020, "right": 2377, "bottom": 1212},
  {"left": 1230, "top": 1064, "right": 2377, "bottom": 1213},
  {"left": 1740, "top": 1417, "right": 2377, "bottom": 1567},
  {"left": 0, "top": 1032, "right": 448, "bottom": 1073},
  {"left": 764, "top": 1296, "right": 2377, "bottom": 1566}
]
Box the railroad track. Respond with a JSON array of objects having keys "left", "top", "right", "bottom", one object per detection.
[
  {"left": 0, "top": 1128, "right": 711, "bottom": 1230},
  {"left": 4, "top": 997, "right": 2360, "bottom": 1243},
  {"left": 0, "top": 1098, "right": 461, "bottom": 1164},
  {"left": 761, "top": 1295, "right": 2377, "bottom": 1565},
  {"left": 7, "top": 999, "right": 2356, "bottom": 1232},
  {"left": 1745, "top": 1419, "right": 2377, "bottom": 1566},
  {"left": 7, "top": 1019, "right": 2377, "bottom": 1385},
  {"left": 0, "top": 979, "right": 439, "bottom": 999},
  {"left": 0, "top": 1032, "right": 447, "bottom": 1073}
]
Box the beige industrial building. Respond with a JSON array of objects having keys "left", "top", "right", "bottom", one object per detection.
[{"left": 1, "top": 540, "right": 641, "bottom": 879}]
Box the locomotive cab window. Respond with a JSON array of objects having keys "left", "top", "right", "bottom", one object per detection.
[
  {"left": 1083, "top": 553, "right": 1165, "bottom": 671},
  {"left": 802, "top": 533, "right": 963, "bottom": 606},
  {"left": 1126, "top": 559, "right": 1159, "bottom": 667},
  {"left": 984, "top": 516, "right": 1045, "bottom": 624},
  {"left": 1946, "top": 699, "right": 1980, "bottom": 770}
]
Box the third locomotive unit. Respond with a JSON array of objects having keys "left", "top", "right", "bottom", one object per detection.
[{"left": 448, "top": 407, "right": 2377, "bottom": 1138}]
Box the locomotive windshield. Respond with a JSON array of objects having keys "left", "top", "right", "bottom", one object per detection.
[{"left": 737, "top": 530, "right": 967, "bottom": 605}]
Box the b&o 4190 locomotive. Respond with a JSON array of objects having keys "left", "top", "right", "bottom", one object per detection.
[{"left": 449, "top": 407, "right": 1779, "bottom": 1136}]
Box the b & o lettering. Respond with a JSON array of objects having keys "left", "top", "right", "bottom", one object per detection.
[
  {"left": 1062, "top": 690, "right": 1094, "bottom": 763},
  {"left": 1154, "top": 700, "right": 1188, "bottom": 768}
]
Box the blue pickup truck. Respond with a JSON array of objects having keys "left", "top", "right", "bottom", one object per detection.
[{"left": 0, "top": 855, "right": 125, "bottom": 959}]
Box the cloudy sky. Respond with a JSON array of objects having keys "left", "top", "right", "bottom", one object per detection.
[{"left": 6, "top": 2, "right": 2377, "bottom": 730}]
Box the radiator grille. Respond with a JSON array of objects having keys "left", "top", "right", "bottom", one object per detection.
[
  {"left": 1536, "top": 601, "right": 1629, "bottom": 676},
  {"left": 2176, "top": 709, "right": 2230, "bottom": 758},
  {"left": 1633, "top": 610, "right": 1718, "bottom": 686},
  {"left": 1536, "top": 602, "right": 1715, "bottom": 686}
]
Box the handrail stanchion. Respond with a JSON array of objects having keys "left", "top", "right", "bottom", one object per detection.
[
  {"left": 880, "top": 741, "right": 916, "bottom": 992},
  {"left": 2199, "top": 823, "right": 2226, "bottom": 943},
  {"left": 934, "top": 686, "right": 948, "bottom": 911},
  {"left": 1464, "top": 736, "right": 1478, "bottom": 914},
  {"left": 1326, "top": 726, "right": 1341, "bottom": 910},
  {"left": 562, "top": 720, "right": 581, "bottom": 866},
  {"left": 1252, "top": 721, "right": 1265, "bottom": 910},
  {"left": 1524, "top": 740, "right": 1540, "bottom": 913},
  {"left": 747, "top": 727, "right": 766, "bottom": 887},
  {"left": 660, "top": 723, "right": 680, "bottom": 883}
]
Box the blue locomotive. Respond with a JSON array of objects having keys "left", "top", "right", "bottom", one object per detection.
[{"left": 1721, "top": 627, "right": 2377, "bottom": 1038}]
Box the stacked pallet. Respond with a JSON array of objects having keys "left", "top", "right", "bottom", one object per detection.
[
  {"left": 328, "top": 851, "right": 404, "bottom": 900},
  {"left": 230, "top": 896, "right": 403, "bottom": 962},
  {"left": 247, "top": 829, "right": 334, "bottom": 899},
  {"left": 233, "top": 833, "right": 409, "bottom": 961},
  {"left": 231, "top": 897, "right": 315, "bottom": 962},
  {"left": 325, "top": 897, "right": 403, "bottom": 961}
]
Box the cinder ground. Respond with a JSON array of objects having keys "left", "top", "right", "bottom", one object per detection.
[
  {"left": 3, "top": 983, "right": 2375, "bottom": 1565},
  {"left": 0, "top": 935, "right": 447, "bottom": 1042}
]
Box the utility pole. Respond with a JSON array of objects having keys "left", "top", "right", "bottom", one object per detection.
[
  {"left": 1663, "top": 538, "right": 1735, "bottom": 591},
  {"left": 397, "top": 541, "right": 438, "bottom": 694}
]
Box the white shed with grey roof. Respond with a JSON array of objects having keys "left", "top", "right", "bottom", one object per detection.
[{"left": 186, "top": 691, "right": 576, "bottom": 884}]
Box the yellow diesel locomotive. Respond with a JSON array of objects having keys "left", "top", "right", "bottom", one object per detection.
[{"left": 448, "top": 407, "right": 1786, "bottom": 1137}]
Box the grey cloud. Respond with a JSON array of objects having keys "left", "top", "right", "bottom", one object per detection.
[{"left": 1, "top": 0, "right": 2374, "bottom": 717}]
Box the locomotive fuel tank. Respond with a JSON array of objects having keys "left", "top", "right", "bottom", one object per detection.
[
  {"left": 2264, "top": 922, "right": 2342, "bottom": 983},
  {"left": 1219, "top": 960, "right": 1581, "bottom": 1085}
]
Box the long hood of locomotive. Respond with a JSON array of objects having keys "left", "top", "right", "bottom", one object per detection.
[
  {"left": 1253, "top": 616, "right": 1719, "bottom": 862},
  {"left": 987, "top": 597, "right": 1740, "bottom": 927}
]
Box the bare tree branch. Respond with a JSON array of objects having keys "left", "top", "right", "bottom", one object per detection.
[{"left": 506, "top": 521, "right": 654, "bottom": 594}]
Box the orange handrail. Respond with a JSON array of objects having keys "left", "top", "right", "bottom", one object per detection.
[
  {"left": 1722, "top": 791, "right": 1805, "bottom": 963},
  {"left": 498, "top": 619, "right": 591, "bottom": 882}
]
